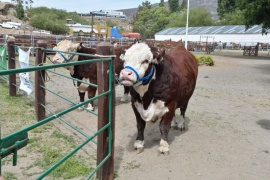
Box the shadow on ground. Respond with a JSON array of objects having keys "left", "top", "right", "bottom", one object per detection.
[{"left": 257, "top": 119, "right": 270, "bottom": 130}]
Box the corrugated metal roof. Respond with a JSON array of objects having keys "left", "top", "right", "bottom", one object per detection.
[{"left": 156, "top": 25, "right": 270, "bottom": 35}]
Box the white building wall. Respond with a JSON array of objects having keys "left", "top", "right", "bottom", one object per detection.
[
  {"left": 19, "top": 0, "right": 31, "bottom": 10},
  {"left": 155, "top": 33, "right": 270, "bottom": 46}
]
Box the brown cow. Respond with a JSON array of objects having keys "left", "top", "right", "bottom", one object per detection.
[
  {"left": 119, "top": 43, "right": 198, "bottom": 154},
  {"left": 52, "top": 40, "right": 130, "bottom": 110}
]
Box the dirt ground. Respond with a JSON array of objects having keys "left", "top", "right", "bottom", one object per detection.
[{"left": 2, "top": 49, "right": 270, "bottom": 179}]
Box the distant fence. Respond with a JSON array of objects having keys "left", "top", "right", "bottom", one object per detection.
[
  {"left": 0, "top": 33, "right": 135, "bottom": 49},
  {"left": 0, "top": 38, "right": 116, "bottom": 179}
]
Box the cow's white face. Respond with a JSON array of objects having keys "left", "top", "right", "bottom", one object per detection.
[
  {"left": 120, "top": 43, "right": 154, "bottom": 86},
  {"left": 52, "top": 40, "right": 79, "bottom": 64}
]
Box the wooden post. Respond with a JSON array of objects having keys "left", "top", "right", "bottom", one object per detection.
[
  {"left": 35, "top": 40, "right": 47, "bottom": 121},
  {"left": 7, "top": 36, "right": 16, "bottom": 96},
  {"left": 255, "top": 43, "right": 259, "bottom": 56},
  {"left": 96, "top": 42, "right": 115, "bottom": 180}
]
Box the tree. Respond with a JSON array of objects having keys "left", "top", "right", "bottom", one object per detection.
[
  {"left": 27, "top": 7, "right": 89, "bottom": 34},
  {"left": 168, "top": 0, "right": 179, "bottom": 13},
  {"left": 180, "top": 0, "right": 187, "bottom": 10},
  {"left": 159, "top": 0, "right": 165, "bottom": 7},
  {"left": 138, "top": 1, "right": 152, "bottom": 11},
  {"left": 217, "top": 9, "right": 245, "bottom": 25},
  {"left": 166, "top": 7, "right": 214, "bottom": 28},
  {"left": 237, "top": 0, "right": 270, "bottom": 34},
  {"left": 15, "top": 1, "right": 25, "bottom": 19},
  {"left": 133, "top": 6, "right": 170, "bottom": 39},
  {"left": 217, "top": 0, "right": 236, "bottom": 19}
]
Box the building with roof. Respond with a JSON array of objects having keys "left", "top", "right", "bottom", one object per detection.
[
  {"left": 66, "top": 22, "right": 112, "bottom": 38},
  {"left": 90, "top": 10, "right": 126, "bottom": 19},
  {"left": 155, "top": 25, "right": 270, "bottom": 46},
  {"left": 10, "top": 0, "right": 32, "bottom": 10},
  {"left": 66, "top": 23, "right": 98, "bottom": 37}
]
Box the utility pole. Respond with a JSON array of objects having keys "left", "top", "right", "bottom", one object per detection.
[
  {"left": 90, "top": 12, "right": 94, "bottom": 38},
  {"left": 185, "top": 0, "right": 190, "bottom": 50}
]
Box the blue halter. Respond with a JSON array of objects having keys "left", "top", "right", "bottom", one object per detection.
[
  {"left": 124, "top": 65, "right": 155, "bottom": 85},
  {"left": 57, "top": 52, "right": 76, "bottom": 62}
]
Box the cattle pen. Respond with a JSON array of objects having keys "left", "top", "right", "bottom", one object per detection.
[
  {"left": 0, "top": 38, "right": 117, "bottom": 179},
  {"left": 1, "top": 34, "right": 270, "bottom": 180}
]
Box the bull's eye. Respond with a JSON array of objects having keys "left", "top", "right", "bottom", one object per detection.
[{"left": 142, "top": 60, "right": 149, "bottom": 64}]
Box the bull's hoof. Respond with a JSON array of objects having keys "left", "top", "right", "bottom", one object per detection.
[
  {"left": 120, "top": 99, "right": 128, "bottom": 103},
  {"left": 178, "top": 124, "right": 186, "bottom": 131},
  {"left": 134, "top": 140, "right": 144, "bottom": 154},
  {"left": 77, "top": 107, "right": 84, "bottom": 112},
  {"left": 87, "top": 104, "right": 95, "bottom": 111},
  {"left": 157, "top": 150, "right": 170, "bottom": 156},
  {"left": 87, "top": 107, "right": 95, "bottom": 111},
  {"left": 120, "top": 94, "right": 129, "bottom": 103},
  {"left": 158, "top": 139, "right": 170, "bottom": 154},
  {"left": 135, "top": 147, "right": 144, "bottom": 154}
]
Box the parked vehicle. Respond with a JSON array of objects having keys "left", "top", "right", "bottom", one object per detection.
[
  {"left": 6, "top": 22, "right": 21, "bottom": 29},
  {"left": 32, "top": 29, "right": 51, "bottom": 35},
  {"left": 0, "top": 22, "right": 19, "bottom": 29}
]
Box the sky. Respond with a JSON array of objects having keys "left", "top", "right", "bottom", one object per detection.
[{"left": 2, "top": 0, "right": 161, "bottom": 13}]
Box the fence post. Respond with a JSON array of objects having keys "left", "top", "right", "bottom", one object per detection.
[
  {"left": 35, "top": 40, "right": 47, "bottom": 121},
  {"left": 7, "top": 36, "right": 16, "bottom": 96},
  {"left": 96, "top": 42, "right": 115, "bottom": 180}
]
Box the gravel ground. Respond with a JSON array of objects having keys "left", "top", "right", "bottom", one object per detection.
[{"left": 2, "top": 49, "right": 270, "bottom": 179}]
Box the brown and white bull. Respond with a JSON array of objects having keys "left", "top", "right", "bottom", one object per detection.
[
  {"left": 52, "top": 40, "right": 130, "bottom": 111},
  {"left": 119, "top": 43, "right": 198, "bottom": 154}
]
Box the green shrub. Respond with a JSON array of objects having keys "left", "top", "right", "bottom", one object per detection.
[{"left": 194, "top": 55, "right": 214, "bottom": 66}]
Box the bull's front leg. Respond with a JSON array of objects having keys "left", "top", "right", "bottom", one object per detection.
[
  {"left": 159, "top": 110, "right": 175, "bottom": 154},
  {"left": 87, "top": 85, "right": 97, "bottom": 111},
  {"left": 77, "top": 90, "right": 85, "bottom": 111},
  {"left": 120, "top": 86, "right": 130, "bottom": 102},
  {"left": 132, "top": 103, "right": 146, "bottom": 153}
]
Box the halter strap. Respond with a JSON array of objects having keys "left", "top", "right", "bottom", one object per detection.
[
  {"left": 124, "top": 65, "right": 155, "bottom": 85},
  {"left": 57, "top": 52, "right": 76, "bottom": 62}
]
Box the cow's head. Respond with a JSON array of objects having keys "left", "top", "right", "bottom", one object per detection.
[
  {"left": 52, "top": 40, "right": 80, "bottom": 64},
  {"left": 120, "top": 43, "right": 165, "bottom": 86}
]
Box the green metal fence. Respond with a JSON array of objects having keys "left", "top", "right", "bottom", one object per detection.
[{"left": 0, "top": 41, "right": 115, "bottom": 179}]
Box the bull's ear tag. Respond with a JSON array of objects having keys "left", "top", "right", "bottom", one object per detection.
[{"left": 120, "top": 54, "right": 125, "bottom": 61}]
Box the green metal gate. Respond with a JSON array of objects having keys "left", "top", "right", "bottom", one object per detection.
[{"left": 0, "top": 41, "right": 115, "bottom": 179}]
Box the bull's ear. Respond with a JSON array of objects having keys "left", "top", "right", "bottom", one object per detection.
[
  {"left": 153, "top": 50, "right": 165, "bottom": 63},
  {"left": 77, "top": 42, "right": 83, "bottom": 50}
]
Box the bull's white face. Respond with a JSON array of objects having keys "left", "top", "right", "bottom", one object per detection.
[
  {"left": 120, "top": 43, "right": 154, "bottom": 86},
  {"left": 52, "top": 40, "right": 79, "bottom": 64}
]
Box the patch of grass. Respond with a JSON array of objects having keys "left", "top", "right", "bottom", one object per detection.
[
  {"left": 0, "top": 83, "right": 35, "bottom": 136},
  {"left": 31, "top": 123, "right": 53, "bottom": 133},
  {"left": 33, "top": 147, "right": 91, "bottom": 179},
  {"left": 3, "top": 171, "right": 18, "bottom": 180},
  {"left": 0, "top": 82, "right": 95, "bottom": 179},
  {"left": 114, "top": 172, "right": 119, "bottom": 178},
  {"left": 50, "top": 131, "right": 76, "bottom": 148},
  {"left": 1, "top": 156, "right": 13, "bottom": 165},
  {"left": 123, "top": 161, "right": 141, "bottom": 170}
]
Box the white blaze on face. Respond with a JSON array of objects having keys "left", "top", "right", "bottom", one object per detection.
[
  {"left": 120, "top": 43, "right": 153, "bottom": 85},
  {"left": 134, "top": 100, "right": 169, "bottom": 122},
  {"left": 52, "top": 40, "right": 78, "bottom": 64}
]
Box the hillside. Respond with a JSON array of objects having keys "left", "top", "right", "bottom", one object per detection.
[
  {"left": 0, "top": 2, "right": 34, "bottom": 34},
  {"left": 119, "top": 0, "right": 218, "bottom": 20}
]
